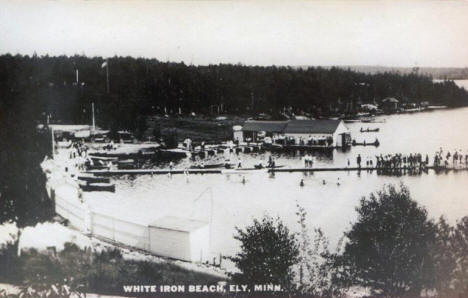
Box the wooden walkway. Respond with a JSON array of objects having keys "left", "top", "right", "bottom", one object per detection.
[
  {"left": 271, "top": 166, "right": 467, "bottom": 173},
  {"left": 86, "top": 166, "right": 468, "bottom": 176}
]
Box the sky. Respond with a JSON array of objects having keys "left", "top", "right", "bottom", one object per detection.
[{"left": 1, "top": 0, "right": 468, "bottom": 68}]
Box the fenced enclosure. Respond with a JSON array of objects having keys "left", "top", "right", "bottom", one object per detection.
[{"left": 50, "top": 183, "right": 210, "bottom": 263}]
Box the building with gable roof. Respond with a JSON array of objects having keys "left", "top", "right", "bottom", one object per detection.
[{"left": 234, "top": 119, "right": 351, "bottom": 147}]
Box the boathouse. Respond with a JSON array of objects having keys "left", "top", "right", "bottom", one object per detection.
[
  {"left": 284, "top": 120, "right": 350, "bottom": 147},
  {"left": 148, "top": 216, "right": 210, "bottom": 262},
  {"left": 235, "top": 119, "right": 351, "bottom": 147}
]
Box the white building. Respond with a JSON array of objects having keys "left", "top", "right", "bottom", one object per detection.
[
  {"left": 234, "top": 119, "right": 351, "bottom": 147},
  {"left": 148, "top": 216, "right": 210, "bottom": 262},
  {"left": 283, "top": 120, "right": 350, "bottom": 147}
]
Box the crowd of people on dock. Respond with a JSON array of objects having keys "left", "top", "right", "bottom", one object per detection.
[
  {"left": 352, "top": 148, "right": 468, "bottom": 171},
  {"left": 433, "top": 148, "right": 468, "bottom": 168}
]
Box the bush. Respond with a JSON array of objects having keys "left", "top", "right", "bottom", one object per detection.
[
  {"left": 334, "top": 184, "right": 438, "bottom": 297},
  {"left": 230, "top": 215, "right": 299, "bottom": 291},
  {"left": 453, "top": 216, "right": 468, "bottom": 296},
  {"left": 296, "top": 203, "right": 344, "bottom": 297}
]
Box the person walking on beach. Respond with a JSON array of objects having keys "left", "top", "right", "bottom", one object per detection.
[{"left": 357, "top": 154, "right": 362, "bottom": 168}]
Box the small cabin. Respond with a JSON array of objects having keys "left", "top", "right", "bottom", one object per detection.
[
  {"left": 148, "top": 216, "right": 210, "bottom": 262},
  {"left": 381, "top": 97, "right": 399, "bottom": 113}
]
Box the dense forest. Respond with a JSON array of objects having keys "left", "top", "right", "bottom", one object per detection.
[{"left": 1, "top": 54, "right": 467, "bottom": 131}]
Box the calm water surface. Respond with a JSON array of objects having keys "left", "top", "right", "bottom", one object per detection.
[{"left": 87, "top": 106, "right": 468, "bottom": 262}]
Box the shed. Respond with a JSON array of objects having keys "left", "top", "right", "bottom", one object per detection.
[
  {"left": 381, "top": 97, "right": 399, "bottom": 113},
  {"left": 148, "top": 216, "right": 210, "bottom": 262}
]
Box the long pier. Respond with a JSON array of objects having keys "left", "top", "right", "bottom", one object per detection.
[{"left": 86, "top": 166, "right": 468, "bottom": 176}]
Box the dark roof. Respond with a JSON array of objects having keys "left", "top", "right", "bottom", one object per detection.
[
  {"left": 242, "top": 121, "right": 288, "bottom": 132},
  {"left": 242, "top": 120, "right": 343, "bottom": 134},
  {"left": 284, "top": 120, "right": 341, "bottom": 134}
]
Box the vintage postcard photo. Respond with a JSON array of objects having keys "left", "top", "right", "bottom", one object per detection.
[{"left": 1, "top": 1, "right": 468, "bottom": 297}]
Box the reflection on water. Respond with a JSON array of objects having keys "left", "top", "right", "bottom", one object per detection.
[{"left": 90, "top": 107, "right": 468, "bottom": 260}]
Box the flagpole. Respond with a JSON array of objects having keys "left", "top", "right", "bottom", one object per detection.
[{"left": 92, "top": 102, "right": 96, "bottom": 132}]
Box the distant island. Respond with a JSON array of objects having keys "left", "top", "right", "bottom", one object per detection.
[{"left": 314, "top": 65, "right": 468, "bottom": 80}]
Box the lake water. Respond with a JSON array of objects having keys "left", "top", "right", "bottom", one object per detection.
[{"left": 86, "top": 106, "right": 468, "bottom": 266}]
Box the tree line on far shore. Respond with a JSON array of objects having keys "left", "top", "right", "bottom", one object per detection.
[{"left": 1, "top": 54, "right": 468, "bottom": 132}]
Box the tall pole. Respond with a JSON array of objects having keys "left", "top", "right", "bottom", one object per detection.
[
  {"left": 106, "top": 60, "right": 110, "bottom": 94},
  {"left": 92, "top": 102, "right": 96, "bottom": 132},
  {"left": 76, "top": 69, "right": 79, "bottom": 85},
  {"left": 51, "top": 127, "right": 55, "bottom": 159}
]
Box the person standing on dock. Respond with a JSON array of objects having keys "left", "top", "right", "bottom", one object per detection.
[
  {"left": 303, "top": 155, "right": 308, "bottom": 168},
  {"left": 237, "top": 157, "right": 242, "bottom": 169},
  {"left": 357, "top": 154, "right": 362, "bottom": 168}
]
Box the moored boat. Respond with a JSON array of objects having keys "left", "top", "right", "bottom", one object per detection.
[
  {"left": 79, "top": 182, "right": 116, "bottom": 192},
  {"left": 360, "top": 127, "right": 380, "bottom": 133}
]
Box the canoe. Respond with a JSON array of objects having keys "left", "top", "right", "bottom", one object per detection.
[
  {"left": 190, "top": 163, "right": 234, "bottom": 169},
  {"left": 79, "top": 182, "right": 115, "bottom": 192}
]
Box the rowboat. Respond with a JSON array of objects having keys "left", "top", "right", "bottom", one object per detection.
[
  {"left": 360, "top": 127, "right": 380, "bottom": 133},
  {"left": 77, "top": 174, "right": 110, "bottom": 184},
  {"left": 117, "top": 159, "right": 137, "bottom": 169}
]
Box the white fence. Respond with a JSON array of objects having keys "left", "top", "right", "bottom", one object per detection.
[
  {"left": 49, "top": 183, "right": 209, "bottom": 262},
  {"left": 91, "top": 211, "right": 151, "bottom": 251}
]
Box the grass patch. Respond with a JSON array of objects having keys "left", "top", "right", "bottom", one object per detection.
[{"left": 0, "top": 242, "right": 225, "bottom": 296}]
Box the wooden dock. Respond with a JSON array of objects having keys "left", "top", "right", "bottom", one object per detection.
[
  {"left": 270, "top": 166, "right": 467, "bottom": 173},
  {"left": 87, "top": 168, "right": 223, "bottom": 176},
  {"left": 86, "top": 165, "right": 467, "bottom": 176}
]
